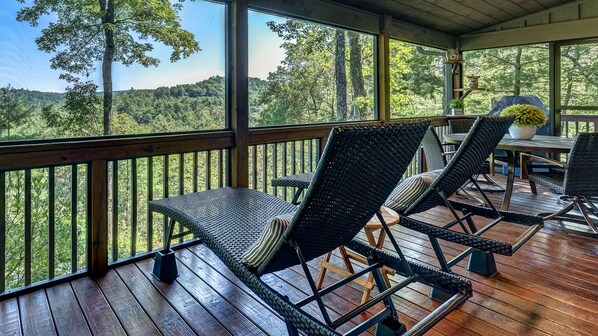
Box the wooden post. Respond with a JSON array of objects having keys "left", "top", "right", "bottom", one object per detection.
[
  {"left": 550, "top": 42, "right": 561, "bottom": 136},
  {"left": 378, "top": 15, "right": 391, "bottom": 123},
  {"left": 230, "top": 0, "right": 249, "bottom": 187},
  {"left": 88, "top": 160, "right": 108, "bottom": 277}
]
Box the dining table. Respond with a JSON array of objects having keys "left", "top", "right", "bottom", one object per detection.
[{"left": 443, "top": 133, "right": 574, "bottom": 211}]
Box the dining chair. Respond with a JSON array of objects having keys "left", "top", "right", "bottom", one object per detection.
[{"left": 523, "top": 132, "right": 598, "bottom": 237}]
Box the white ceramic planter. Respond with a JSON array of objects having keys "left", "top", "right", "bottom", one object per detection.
[
  {"left": 508, "top": 125, "right": 537, "bottom": 140},
  {"left": 451, "top": 108, "right": 464, "bottom": 116}
]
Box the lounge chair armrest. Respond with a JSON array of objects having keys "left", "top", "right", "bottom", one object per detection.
[
  {"left": 520, "top": 153, "right": 567, "bottom": 168},
  {"left": 399, "top": 215, "right": 514, "bottom": 255},
  {"left": 449, "top": 200, "right": 543, "bottom": 226}
]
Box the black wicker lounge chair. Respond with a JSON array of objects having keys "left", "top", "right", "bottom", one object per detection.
[
  {"left": 448, "top": 118, "right": 504, "bottom": 192},
  {"left": 149, "top": 122, "right": 472, "bottom": 336},
  {"left": 394, "top": 117, "right": 543, "bottom": 295},
  {"left": 523, "top": 132, "right": 598, "bottom": 237}
]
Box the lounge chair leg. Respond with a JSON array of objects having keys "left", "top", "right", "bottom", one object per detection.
[
  {"left": 429, "top": 287, "right": 454, "bottom": 302},
  {"left": 467, "top": 249, "right": 497, "bottom": 276},
  {"left": 152, "top": 218, "right": 179, "bottom": 283},
  {"left": 374, "top": 317, "right": 406, "bottom": 336},
  {"left": 285, "top": 318, "right": 299, "bottom": 336}
]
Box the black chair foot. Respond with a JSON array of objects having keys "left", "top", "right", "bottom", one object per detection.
[
  {"left": 429, "top": 286, "right": 454, "bottom": 302},
  {"left": 467, "top": 249, "right": 497, "bottom": 276},
  {"left": 152, "top": 249, "right": 179, "bottom": 283},
  {"left": 375, "top": 317, "right": 407, "bottom": 336}
]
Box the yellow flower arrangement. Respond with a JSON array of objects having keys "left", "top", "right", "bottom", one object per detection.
[{"left": 500, "top": 104, "right": 547, "bottom": 127}]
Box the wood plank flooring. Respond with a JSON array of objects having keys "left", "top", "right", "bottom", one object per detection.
[{"left": 1, "top": 176, "right": 597, "bottom": 335}]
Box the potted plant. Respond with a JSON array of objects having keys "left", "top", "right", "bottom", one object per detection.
[
  {"left": 500, "top": 104, "right": 547, "bottom": 140},
  {"left": 449, "top": 98, "right": 464, "bottom": 115}
]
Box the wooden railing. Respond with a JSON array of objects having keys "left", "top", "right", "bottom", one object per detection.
[
  {"left": 560, "top": 113, "right": 598, "bottom": 138},
  {"left": 0, "top": 117, "right": 454, "bottom": 298}
]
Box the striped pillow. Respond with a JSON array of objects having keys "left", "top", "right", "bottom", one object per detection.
[
  {"left": 242, "top": 212, "right": 295, "bottom": 268},
  {"left": 385, "top": 170, "right": 442, "bottom": 211}
]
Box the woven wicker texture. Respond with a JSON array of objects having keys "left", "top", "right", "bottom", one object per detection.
[
  {"left": 259, "top": 121, "right": 430, "bottom": 274},
  {"left": 529, "top": 133, "right": 598, "bottom": 196},
  {"left": 448, "top": 118, "right": 476, "bottom": 133},
  {"left": 421, "top": 127, "right": 447, "bottom": 171},
  {"left": 405, "top": 116, "right": 514, "bottom": 215},
  {"left": 448, "top": 118, "right": 492, "bottom": 174},
  {"left": 271, "top": 172, "right": 315, "bottom": 189}
]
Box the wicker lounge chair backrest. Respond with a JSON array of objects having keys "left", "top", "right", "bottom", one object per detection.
[
  {"left": 448, "top": 118, "right": 475, "bottom": 134},
  {"left": 405, "top": 116, "right": 514, "bottom": 215},
  {"left": 421, "top": 127, "right": 448, "bottom": 171},
  {"left": 257, "top": 121, "right": 430, "bottom": 274},
  {"left": 563, "top": 133, "right": 598, "bottom": 196}
]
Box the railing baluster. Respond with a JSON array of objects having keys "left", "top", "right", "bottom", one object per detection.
[
  {"left": 48, "top": 167, "right": 55, "bottom": 279},
  {"left": 252, "top": 145, "right": 257, "bottom": 190},
  {"left": 273, "top": 143, "right": 278, "bottom": 196},
  {"left": 71, "top": 165, "right": 78, "bottom": 272},
  {"left": 309, "top": 140, "right": 314, "bottom": 170},
  {"left": 163, "top": 155, "right": 169, "bottom": 240},
  {"left": 178, "top": 154, "right": 184, "bottom": 243},
  {"left": 300, "top": 140, "right": 305, "bottom": 173},
  {"left": 0, "top": 171, "right": 5, "bottom": 293},
  {"left": 206, "top": 151, "right": 212, "bottom": 190},
  {"left": 219, "top": 149, "right": 224, "bottom": 188},
  {"left": 282, "top": 142, "right": 287, "bottom": 200},
  {"left": 131, "top": 159, "right": 138, "bottom": 256},
  {"left": 111, "top": 162, "right": 119, "bottom": 262},
  {"left": 147, "top": 157, "right": 154, "bottom": 252},
  {"left": 263, "top": 145, "right": 268, "bottom": 193},
  {"left": 193, "top": 152, "right": 198, "bottom": 193},
  {"left": 24, "top": 169, "right": 31, "bottom": 286}
]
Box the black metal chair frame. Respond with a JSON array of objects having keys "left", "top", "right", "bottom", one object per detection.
[
  {"left": 398, "top": 117, "right": 543, "bottom": 299},
  {"left": 523, "top": 132, "right": 598, "bottom": 237},
  {"left": 150, "top": 122, "right": 472, "bottom": 336}
]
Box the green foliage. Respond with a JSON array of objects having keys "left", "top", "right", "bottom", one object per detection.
[
  {"left": 17, "top": 0, "right": 200, "bottom": 134},
  {"left": 449, "top": 99, "right": 464, "bottom": 109},
  {"left": 0, "top": 86, "right": 34, "bottom": 138},
  {"left": 501, "top": 104, "right": 547, "bottom": 127}
]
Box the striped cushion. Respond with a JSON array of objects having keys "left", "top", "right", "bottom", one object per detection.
[
  {"left": 385, "top": 170, "right": 442, "bottom": 211},
  {"left": 242, "top": 212, "right": 295, "bottom": 268}
]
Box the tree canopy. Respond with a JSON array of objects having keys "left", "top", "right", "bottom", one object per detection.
[{"left": 17, "top": 0, "right": 200, "bottom": 135}]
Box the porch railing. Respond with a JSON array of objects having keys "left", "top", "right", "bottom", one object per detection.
[{"left": 0, "top": 117, "right": 454, "bottom": 298}]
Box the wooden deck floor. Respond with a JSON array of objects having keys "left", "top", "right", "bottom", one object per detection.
[{"left": 1, "top": 176, "right": 597, "bottom": 336}]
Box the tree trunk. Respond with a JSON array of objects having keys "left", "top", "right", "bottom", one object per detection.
[
  {"left": 513, "top": 47, "right": 522, "bottom": 96},
  {"left": 100, "top": 0, "right": 115, "bottom": 135},
  {"left": 348, "top": 32, "right": 365, "bottom": 120},
  {"left": 335, "top": 30, "right": 347, "bottom": 121}
]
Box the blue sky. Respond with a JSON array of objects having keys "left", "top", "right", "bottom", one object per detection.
[{"left": 0, "top": 1, "right": 286, "bottom": 93}]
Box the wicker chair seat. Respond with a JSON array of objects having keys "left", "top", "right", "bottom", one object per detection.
[
  {"left": 527, "top": 171, "right": 565, "bottom": 194},
  {"left": 149, "top": 188, "right": 296, "bottom": 264}
]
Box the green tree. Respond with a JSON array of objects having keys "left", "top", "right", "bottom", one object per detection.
[
  {"left": 17, "top": 0, "right": 200, "bottom": 135},
  {"left": 0, "top": 85, "right": 33, "bottom": 138}
]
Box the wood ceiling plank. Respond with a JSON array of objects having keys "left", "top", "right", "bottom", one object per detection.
[
  {"left": 510, "top": 0, "right": 546, "bottom": 12},
  {"left": 390, "top": 0, "right": 483, "bottom": 30},
  {"left": 423, "top": 0, "right": 500, "bottom": 25},
  {"left": 480, "top": 0, "right": 531, "bottom": 17},
  {"left": 454, "top": 0, "right": 517, "bottom": 21},
  {"left": 332, "top": 0, "right": 475, "bottom": 34}
]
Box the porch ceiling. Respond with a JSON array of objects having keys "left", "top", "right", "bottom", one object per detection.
[{"left": 330, "top": 0, "right": 577, "bottom": 36}]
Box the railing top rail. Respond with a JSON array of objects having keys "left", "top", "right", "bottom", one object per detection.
[
  {"left": 560, "top": 114, "right": 598, "bottom": 122},
  {"left": 0, "top": 131, "right": 235, "bottom": 171}
]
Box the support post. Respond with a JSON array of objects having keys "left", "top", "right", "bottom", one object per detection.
[
  {"left": 550, "top": 42, "right": 561, "bottom": 137},
  {"left": 89, "top": 160, "right": 108, "bottom": 278},
  {"left": 230, "top": 0, "right": 249, "bottom": 187},
  {"left": 377, "top": 15, "right": 391, "bottom": 124}
]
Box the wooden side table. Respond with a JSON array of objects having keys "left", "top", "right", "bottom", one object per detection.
[{"left": 315, "top": 206, "right": 401, "bottom": 303}]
